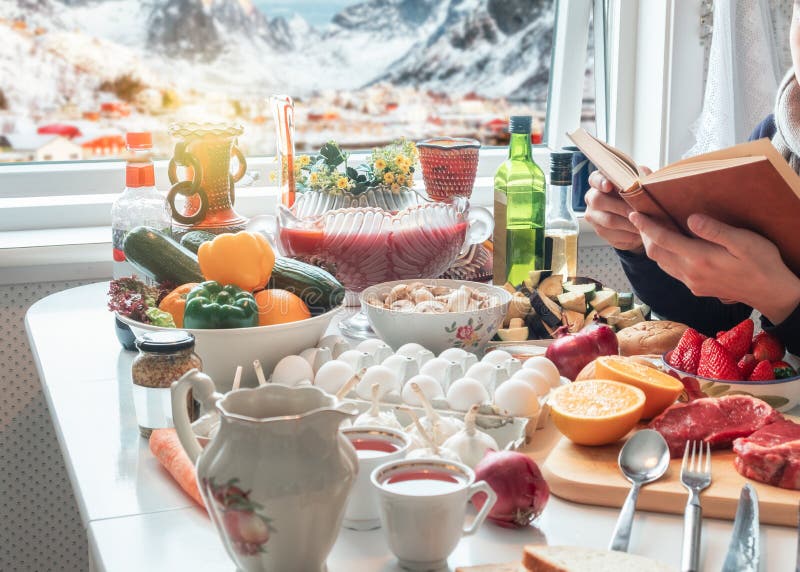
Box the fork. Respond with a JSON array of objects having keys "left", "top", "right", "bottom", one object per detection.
[{"left": 680, "top": 440, "right": 712, "bottom": 572}]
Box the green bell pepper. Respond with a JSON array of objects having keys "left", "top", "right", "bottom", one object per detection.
[{"left": 183, "top": 281, "right": 259, "bottom": 329}]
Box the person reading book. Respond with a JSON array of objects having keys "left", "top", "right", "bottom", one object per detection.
[{"left": 583, "top": 6, "right": 800, "bottom": 355}]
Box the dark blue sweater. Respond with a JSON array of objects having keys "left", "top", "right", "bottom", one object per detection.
[{"left": 615, "top": 114, "right": 800, "bottom": 354}]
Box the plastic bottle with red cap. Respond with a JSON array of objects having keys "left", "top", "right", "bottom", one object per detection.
[{"left": 111, "top": 132, "right": 171, "bottom": 280}]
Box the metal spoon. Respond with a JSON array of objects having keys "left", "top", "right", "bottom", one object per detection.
[{"left": 609, "top": 429, "right": 670, "bottom": 552}]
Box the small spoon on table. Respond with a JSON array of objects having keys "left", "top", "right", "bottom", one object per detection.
[{"left": 609, "top": 429, "right": 670, "bottom": 552}]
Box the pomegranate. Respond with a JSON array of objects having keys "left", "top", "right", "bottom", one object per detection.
[
  {"left": 545, "top": 323, "right": 619, "bottom": 380},
  {"left": 472, "top": 450, "right": 549, "bottom": 528}
]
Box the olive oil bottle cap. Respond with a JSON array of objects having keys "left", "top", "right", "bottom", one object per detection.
[
  {"left": 550, "top": 150, "right": 573, "bottom": 185},
  {"left": 509, "top": 116, "right": 532, "bottom": 134}
]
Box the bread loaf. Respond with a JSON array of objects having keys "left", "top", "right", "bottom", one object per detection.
[
  {"left": 523, "top": 546, "right": 674, "bottom": 572},
  {"left": 616, "top": 321, "right": 688, "bottom": 357}
]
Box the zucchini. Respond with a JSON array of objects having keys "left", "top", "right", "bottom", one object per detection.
[
  {"left": 180, "top": 230, "right": 217, "bottom": 254},
  {"left": 123, "top": 226, "right": 204, "bottom": 285},
  {"left": 267, "top": 257, "right": 345, "bottom": 314}
]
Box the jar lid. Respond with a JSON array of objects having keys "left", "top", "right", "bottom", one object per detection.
[{"left": 135, "top": 330, "right": 195, "bottom": 353}]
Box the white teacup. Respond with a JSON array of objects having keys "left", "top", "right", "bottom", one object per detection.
[
  {"left": 341, "top": 426, "right": 411, "bottom": 531},
  {"left": 371, "top": 458, "right": 497, "bottom": 571}
]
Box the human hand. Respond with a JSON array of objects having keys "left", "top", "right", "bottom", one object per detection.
[
  {"left": 629, "top": 212, "right": 800, "bottom": 324},
  {"left": 584, "top": 168, "right": 651, "bottom": 254}
]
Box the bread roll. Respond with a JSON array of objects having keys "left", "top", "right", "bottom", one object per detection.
[
  {"left": 616, "top": 321, "right": 688, "bottom": 357},
  {"left": 523, "top": 546, "right": 674, "bottom": 572}
]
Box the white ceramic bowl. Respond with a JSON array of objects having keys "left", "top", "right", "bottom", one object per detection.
[
  {"left": 118, "top": 306, "right": 343, "bottom": 392},
  {"left": 662, "top": 350, "right": 800, "bottom": 412},
  {"left": 360, "top": 279, "right": 511, "bottom": 355}
]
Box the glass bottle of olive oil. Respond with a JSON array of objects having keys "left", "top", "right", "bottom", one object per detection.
[{"left": 493, "top": 116, "right": 546, "bottom": 285}]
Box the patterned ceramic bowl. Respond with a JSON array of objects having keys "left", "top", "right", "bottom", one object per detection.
[
  {"left": 661, "top": 350, "right": 800, "bottom": 412},
  {"left": 360, "top": 279, "right": 511, "bottom": 354}
]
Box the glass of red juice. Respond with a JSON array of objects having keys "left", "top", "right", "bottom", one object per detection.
[
  {"left": 371, "top": 458, "right": 497, "bottom": 571},
  {"left": 341, "top": 426, "right": 410, "bottom": 531}
]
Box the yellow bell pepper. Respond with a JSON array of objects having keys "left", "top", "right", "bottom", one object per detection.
[{"left": 198, "top": 232, "right": 275, "bottom": 292}]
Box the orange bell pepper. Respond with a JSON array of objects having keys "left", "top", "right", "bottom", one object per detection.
[
  {"left": 197, "top": 231, "right": 275, "bottom": 292},
  {"left": 158, "top": 283, "right": 199, "bottom": 328}
]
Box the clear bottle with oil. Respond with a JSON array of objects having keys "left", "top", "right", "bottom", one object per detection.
[
  {"left": 493, "top": 116, "right": 546, "bottom": 285},
  {"left": 545, "top": 150, "right": 579, "bottom": 278}
]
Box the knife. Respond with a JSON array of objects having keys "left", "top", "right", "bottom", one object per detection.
[{"left": 721, "top": 483, "right": 759, "bottom": 572}]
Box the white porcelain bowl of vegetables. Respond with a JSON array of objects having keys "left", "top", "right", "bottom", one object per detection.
[
  {"left": 118, "top": 307, "right": 343, "bottom": 392},
  {"left": 361, "top": 279, "right": 512, "bottom": 354}
]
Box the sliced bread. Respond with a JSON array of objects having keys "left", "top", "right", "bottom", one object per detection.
[{"left": 523, "top": 546, "right": 675, "bottom": 572}]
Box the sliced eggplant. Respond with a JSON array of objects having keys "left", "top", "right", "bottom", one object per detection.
[
  {"left": 530, "top": 290, "right": 562, "bottom": 327},
  {"left": 527, "top": 269, "right": 553, "bottom": 289},
  {"left": 607, "top": 307, "right": 646, "bottom": 329},
  {"left": 524, "top": 311, "right": 551, "bottom": 339},
  {"left": 557, "top": 291, "right": 587, "bottom": 313},
  {"left": 538, "top": 274, "right": 564, "bottom": 300},
  {"left": 562, "top": 309, "right": 586, "bottom": 333},
  {"left": 590, "top": 289, "right": 618, "bottom": 311},
  {"left": 563, "top": 281, "right": 598, "bottom": 295},
  {"left": 618, "top": 292, "right": 634, "bottom": 311}
]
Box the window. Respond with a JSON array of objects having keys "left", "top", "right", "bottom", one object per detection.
[{"left": 0, "top": 0, "right": 597, "bottom": 167}]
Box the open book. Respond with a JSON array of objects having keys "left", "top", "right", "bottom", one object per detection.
[{"left": 568, "top": 128, "right": 800, "bottom": 275}]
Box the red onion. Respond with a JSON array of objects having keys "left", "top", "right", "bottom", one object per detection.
[
  {"left": 545, "top": 323, "right": 619, "bottom": 380},
  {"left": 472, "top": 450, "right": 549, "bottom": 528}
]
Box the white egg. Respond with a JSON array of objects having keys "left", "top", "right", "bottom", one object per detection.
[
  {"left": 402, "top": 374, "right": 444, "bottom": 405},
  {"left": 314, "top": 360, "right": 356, "bottom": 395},
  {"left": 511, "top": 368, "right": 551, "bottom": 397},
  {"left": 338, "top": 350, "right": 374, "bottom": 371},
  {"left": 357, "top": 339, "right": 393, "bottom": 362},
  {"left": 382, "top": 354, "right": 419, "bottom": 382},
  {"left": 356, "top": 365, "right": 401, "bottom": 400},
  {"left": 446, "top": 378, "right": 490, "bottom": 411},
  {"left": 464, "top": 362, "right": 499, "bottom": 391},
  {"left": 503, "top": 357, "right": 522, "bottom": 376},
  {"left": 299, "top": 347, "right": 332, "bottom": 373},
  {"left": 523, "top": 356, "right": 562, "bottom": 388},
  {"left": 318, "top": 335, "right": 350, "bottom": 358},
  {"left": 271, "top": 355, "right": 314, "bottom": 387},
  {"left": 396, "top": 343, "right": 428, "bottom": 358},
  {"left": 420, "top": 358, "right": 460, "bottom": 389},
  {"left": 482, "top": 349, "right": 513, "bottom": 365},
  {"left": 439, "top": 347, "right": 469, "bottom": 363},
  {"left": 494, "top": 379, "right": 541, "bottom": 417}
]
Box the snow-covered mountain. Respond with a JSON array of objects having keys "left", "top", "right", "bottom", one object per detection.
[{"left": 0, "top": 0, "right": 559, "bottom": 115}]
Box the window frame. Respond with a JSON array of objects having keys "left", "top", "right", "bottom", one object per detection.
[{"left": 0, "top": 0, "right": 606, "bottom": 284}]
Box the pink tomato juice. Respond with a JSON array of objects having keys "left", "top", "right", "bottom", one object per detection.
[
  {"left": 279, "top": 220, "right": 468, "bottom": 291},
  {"left": 350, "top": 438, "right": 400, "bottom": 459}
]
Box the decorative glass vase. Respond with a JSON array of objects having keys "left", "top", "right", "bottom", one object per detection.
[{"left": 166, "top": 122, "right": 248, "bottom": 237}]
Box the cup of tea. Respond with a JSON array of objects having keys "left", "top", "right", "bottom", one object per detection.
[
  {"left": 371, "top": 458, "right": 497, "bottom": 571},
  {"left": 341, "top": 426, "right": 411, "bottom": 531}
]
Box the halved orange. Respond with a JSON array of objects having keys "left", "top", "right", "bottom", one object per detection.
[
  {"left": 591, "top": 355, "right": 683, "bottom": 419},
  {"left": 549, "top": 380, "right": 645, "bottom": 446}
]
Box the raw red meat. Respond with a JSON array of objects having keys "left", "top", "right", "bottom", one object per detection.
[
  {"left": 733, "top": 418, "right": 800, "bottom": 490},
  {"left": 649, "top": 395, "right": 782, "bottom": 457}
]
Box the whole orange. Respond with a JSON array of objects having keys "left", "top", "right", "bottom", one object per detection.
[{"left": 254, "top": 289, "right": 311, "bottom": 326}]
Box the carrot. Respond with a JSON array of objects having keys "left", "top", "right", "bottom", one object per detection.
[{"left": 149, "top": 428, "right": 206, "bottom": 510}]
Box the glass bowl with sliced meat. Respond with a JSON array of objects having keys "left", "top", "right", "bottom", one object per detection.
[{"left": 661, "top": 320, "right": 799, "bottom": 412}]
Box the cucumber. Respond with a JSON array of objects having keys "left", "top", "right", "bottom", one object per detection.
[
  {"left": 180, "top": 230, "right": 217, "bottom": 254},
  {"left": 618, "top": 292, "right": 634, "bottom": 312},
  {"left": 267, "top": 257, "right": 345, "bottom": 314},
  {"left": 123, "top": 226, "right": 204, "bottom": 285}
]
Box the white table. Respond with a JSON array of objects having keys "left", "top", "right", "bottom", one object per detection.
[{"left": 26, "top": 282, "right": 798, "bottom": 571}]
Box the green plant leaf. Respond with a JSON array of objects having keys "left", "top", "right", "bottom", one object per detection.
[
  {"left": 705, "top": 384, "right": 731, "bottom": 397},
  {"left": 756, "top": 395, "right": 790, "bottom": 408},
  {"left": 319, "top": 142, "right": 347, "bottom": 168},
  {"left": 346, "top": 166, "right": 359, "bottom": 180}
]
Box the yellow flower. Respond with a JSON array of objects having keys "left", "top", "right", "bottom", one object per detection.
[
  {"left": 299, "top": 155, "right": 311, "bottom": 166},
  {"left": 309, "top": 172, "right": 319, "bottom": 184},
  {"left": 269, "top": 171, "right": 277, "bottom": 183},
  {"left": 336, "top": 176, "right": 349, "bottom": 189},
  {"left": 391, "top": 183, "right": 400, "bottom": 192},
  {"left": 374, "top": 158, "right": 387, "bottom": 171},
  {"left": 383, "top": 172, "right": 395, "bottom": 184},
  {"left": 396, "top": 173, "right": 406, "bottom": 185},
  {"left": 395, "top": 155, "right": 409, "bottom": 167}
]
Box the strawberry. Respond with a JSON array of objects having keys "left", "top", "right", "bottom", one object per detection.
[
  {"left": 772, "top": 360, "right": 798, "bottom": 379},
  {"left": 737, "top": 354, "right": 757, "bottom": 379},
  {"left": 716, "top": 319, "right": 754, "bottom": 361},
  {"left": 697, "top": 338, "right": 742, "bottom": 381},
  {"left": 672, "top": 328, "right": 705, "bottom": 374},
  {"left": 748, "top": 360, "right": 774, "bottom": 381},
  {"left": 752, "top": 331, "right": 785, "bottom": 362}
]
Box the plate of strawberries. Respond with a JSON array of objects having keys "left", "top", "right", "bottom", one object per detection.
[{"left": 662, "top": 318, "right": 799, "bottom": 412}]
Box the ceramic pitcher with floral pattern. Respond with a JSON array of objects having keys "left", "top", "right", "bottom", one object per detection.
[{"left": 172, "top": 369, "right": 357, "bottom": 572}]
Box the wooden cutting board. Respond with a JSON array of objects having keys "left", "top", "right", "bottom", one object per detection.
[{"left": 542, "top": 431, "right": 800, "bottom": 527}]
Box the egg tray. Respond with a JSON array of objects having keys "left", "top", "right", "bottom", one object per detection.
[{"left": 341, "top": 395, "right": 557, "bottom": 454}]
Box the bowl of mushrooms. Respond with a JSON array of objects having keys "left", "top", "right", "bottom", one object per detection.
[{"left": 360, "top": 279, "right": 512, "bottom": 354}]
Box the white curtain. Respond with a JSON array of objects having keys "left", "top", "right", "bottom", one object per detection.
[{"left": 686, "top": 0, "right": 789, "bottom": 156}]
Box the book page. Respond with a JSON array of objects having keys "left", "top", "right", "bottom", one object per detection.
[{"left": 567, "top": 129, "right": 640, "bottom": 190}]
